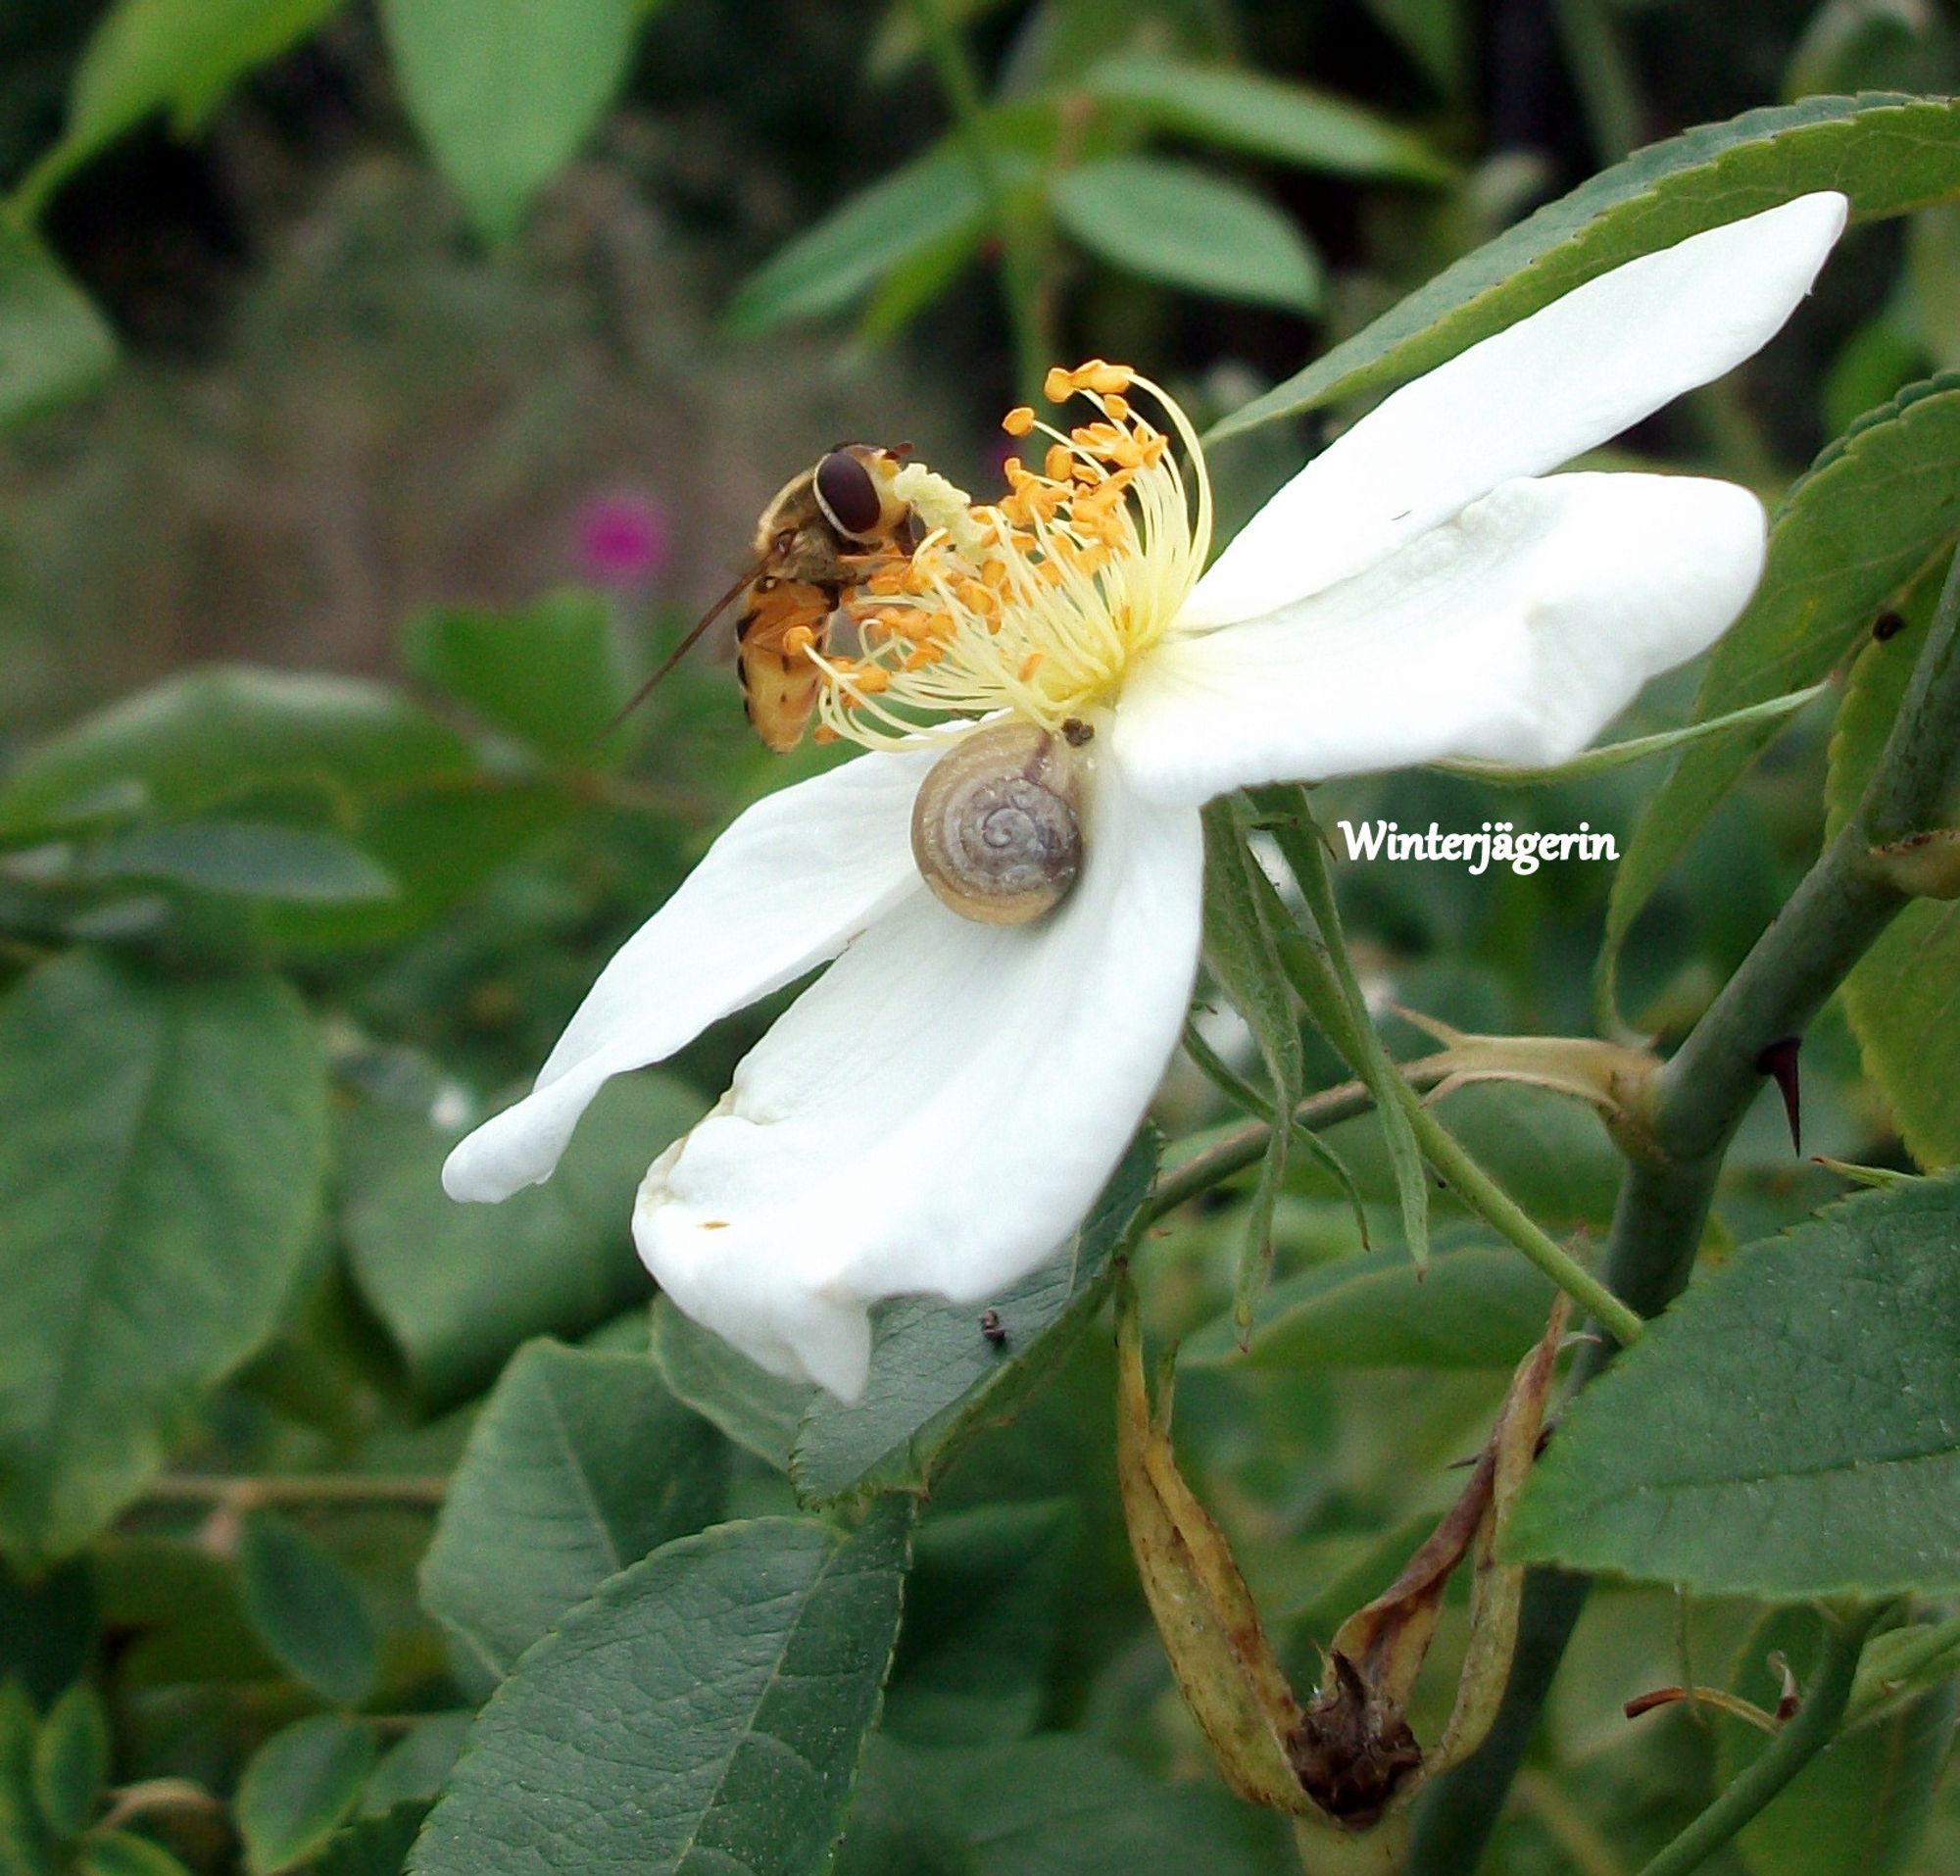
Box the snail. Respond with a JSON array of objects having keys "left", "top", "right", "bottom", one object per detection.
[{"left": 910, "top": 718, "right": 1089, "bottom": 925}]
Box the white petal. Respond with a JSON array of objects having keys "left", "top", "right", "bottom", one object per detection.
[
  {"left": 1186, "top": 192, "right": 1843, "bottom": 627},
  {"left": 635, "top": 757, "right": 1203, "bottom": 1399},
  {"left": 442, "top": 747, "right": 942, "bottom": 1204},
  {"left": 1113, "top": 471, "right": 1764, "bottom": 804}
]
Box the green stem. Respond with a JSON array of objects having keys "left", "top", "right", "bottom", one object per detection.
[
  {"left": 1549, "top": 0, "right": 1643, "bottom": 162},
  {"left": 907, "top": 0, "right": 1052, "bottom": 399},
  {"left": 1146, "top": 1075, "right": 1389, "bottom": 1221},
  {"left": 1250, "top": 791, "right": 1641, "bottom": 1343},
  {"left": 1634, "top": 1607, "right": 1884, "bottom": 1876},
  {"left": 1390, "top": 1081, "right": 1643, "bottom": 1347},
  {"left": 1409, "top": 541, "right": 1960, "bottom": 1872}
]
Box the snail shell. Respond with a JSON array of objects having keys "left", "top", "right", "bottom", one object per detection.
[{"left": 910, "top": 720, "right": 1085, "bottom": 925}]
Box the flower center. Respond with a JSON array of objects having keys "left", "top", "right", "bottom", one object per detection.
[{"left": 803, "top": 362, "right": 1212, "bottom": 750}]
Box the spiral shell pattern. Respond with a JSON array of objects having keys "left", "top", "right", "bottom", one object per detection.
[{"left": 909, "top": 720, "right": 1084, "bottom": 925}]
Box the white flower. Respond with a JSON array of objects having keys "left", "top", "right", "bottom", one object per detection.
[{"left": 444, "top": 192, "right": 1846, "bottom": 1401}]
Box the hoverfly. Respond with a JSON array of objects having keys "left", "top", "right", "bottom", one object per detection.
[{"left": 610, "top": 443, "right": 915, "bottom": 752}]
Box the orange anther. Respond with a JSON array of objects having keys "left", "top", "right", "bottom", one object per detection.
[
  {"left": 1002, "top": 405, "right": 1035, "bottom": 436},
  {"left": 1083, "top": 362, "right": 1132, "bottom": 394},
  {"left": 852, "top": 668, "right": 892, "bottom": 694},
  {"left": 1102, "top": 392, "right": 1130, "bottom": 420},
  {"left": 1044, "top": 442, "right": 1073, "bottom": 482},
  {"left": 1043, "top": 366, "right": 1075, "bottom": 403},
  {"left": 1017, "top": 650, "right": 1046, "bottom": 681},
  {"left": 813, "top": 725, "right": 839, "bottom": 744},
  {"left": 781, "top": 624, "right": 816, "bottom": 657}
]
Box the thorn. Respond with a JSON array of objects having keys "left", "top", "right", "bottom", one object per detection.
[
  {"left": 1768, "top": 1650, "right": 1801, "bottom": 1722},
  {"left": 1754, "top": 1035, "right": 1802, "bottom": 1155}
]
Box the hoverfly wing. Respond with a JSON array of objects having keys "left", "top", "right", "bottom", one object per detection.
[
  {"left": 737, "top": 580, "right": 833, "bottom": 753},
  {"left": 599, "top": 559, "right": 766, "bottom": 739}
]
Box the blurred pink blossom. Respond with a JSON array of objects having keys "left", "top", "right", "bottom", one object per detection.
[{"left": 575, "top": 490, "right": 672, "bottom": 593}]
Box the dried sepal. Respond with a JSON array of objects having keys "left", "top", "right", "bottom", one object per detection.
[
  {"left": 1118, "top": 1276, "right": 1571, "bottom": 1836},
  {"left": 1429, "top": 1295, "right": 1568, "bottom": 1772},
  {"left": 1867, "top": 828, "right": 1960, "bottom": 900},
  {"left": 1114, "top": 1273, "right": 1310, "bottom": 1814},
  {"left": 1390, "top": 1006, "right": 1663, "bottom": 1163}
]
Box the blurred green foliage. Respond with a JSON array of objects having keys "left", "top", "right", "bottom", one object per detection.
[{"left": 0, "top": 4, "right": 1957, "bottom": 1876}]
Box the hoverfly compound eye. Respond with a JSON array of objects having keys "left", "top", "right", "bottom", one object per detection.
[{"left": 813, "top": 449, "right": 885, "bottom": 539}]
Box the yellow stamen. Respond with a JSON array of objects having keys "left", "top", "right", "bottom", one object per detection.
[{"left": 809, "top": 361, "right": 1212, "bottom": 750}]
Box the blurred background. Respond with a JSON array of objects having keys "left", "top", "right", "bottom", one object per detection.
[{"left": 2, "top": 4, "right": 1957, "bottom": 1873}]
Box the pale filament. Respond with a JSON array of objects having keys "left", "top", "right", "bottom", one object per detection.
[{"left": 806, "top": 362, "right": 1214, "bottom": 750}]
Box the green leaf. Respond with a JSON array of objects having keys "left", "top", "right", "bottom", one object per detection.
[
  {"left": 727, "top": 145, "right": 991, "bottom": 336},
  {"left": 419, "top": 1340, "right": 727, "bottom": 1678},
  {"left": 404, "top": 592, "right": 627, "bottom": 763},
  {"left": 1200, "top": 802, "right": 1305, "bottom": 1333},
  {"left": 1082, "top": 52, "right": 1451, "bottom": 183},
  {"left": 0, "top": 954, "right": 328, "bottom": 1564},
  {"left": 74, "top": 1831, "right": 198, "bottom": 1876},
  {"left": 235, "top": 1716, "right": 376, "bottom": 1876},
  {"left": 1608, "top": 373, "right": 1960, "bottom": 1018},
  {"left": 343, "top": 1074, "right": 701, "bottom": 1408},
  {"left": 410, "top": 1504, "right": 915, "bottom": 1876},
  {"left": 838, "top": 1734, "right": 1285, "bottom": 1876},
  {"left": 379, "top": 0, "right": 643, "bottom": 240},
  {"left": 787, "top": 1130, "right": 1157, "bottom": 1506},
  {"left": 29, "top": 1684, "right": 107, "bottom": 1839},
  {"left": 0, "top": 214, "right": 117, "bottom": 432},
  {"left": 1721, "top": 1607, "right": 1958, "bottom": 1876},
  {"left": 237, "top": 1515, "right": 379, "bottom": 1707},
  {"left": 83, "top": 822, "right": 398, "bottom": 905},
  {"left": 1051, "top": 157, "right": 1322, "bottom": 313},
  {"left": 1825, "top": 594, "right": 1960, "bottom": 1167},
  {"left": 1182, "top": 1239, "right": 1555, "bottom": 1370},
  {"left": 315, "top": 1803, "right": 430, "bottom": 1876},
  {"left": 1297, "top": 1079, "right": 1628, "bottom": 1229},
  {"left": 1212, "top": 94, "right": 1960, "bottom": 439},
  {"left": 1433, "top": 681, "right": 1829, "bottom": 786},
  {"left": 25, "top": 0, "right": 347, "bottom": 210},
  {"left": 91, "top": 1538, "right": 277, "bottom": 1687},
  {"left": 1256, "top": 795, "right": 1431, "bottom": 1263},
  {"left": 360, "top": 1717, "right": 470, "bottom": 1817},
  {"left": 649, "top": 1296, "right": 817, "bottom": 1472},
  {"left": 1507, "top": 1174, "right": 1960, "bottom": 1598},
  {"left": 254, "top": 776, "right": 569, "bottom": 955},
  {"left": 0, "top": 667, "right": 470, "bottom": 840},
  {"left": 883, "top": 1501, "right": 1079, "bottom": 1745},
  {"left": 0, "top": 1684, "right": 54, "bottom": 1876}
]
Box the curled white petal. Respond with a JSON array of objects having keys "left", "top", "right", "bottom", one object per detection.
[
  {"left": 1112, "top": 471, "right": 1766, "bottom": 804},
  {"left": 441, "top": 747, "right": 941, "bottom": 1204},
  {"left": 1186, "top": 192, "right": 1844, "bottom": 628},
  {"left": 635, "top": 757, "right": 1203, "bottom": 1399}
]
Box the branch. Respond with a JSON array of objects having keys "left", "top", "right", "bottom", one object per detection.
[
  {"left": 140, "top": 1473, "right": 448, "bottom": 1511},
  {"left": 1409, "top": 541, "right": 1960, "bottom": 1872},
  {"left": 1634, "top": 1607, "right": 1884, "bottom": 1876}
]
